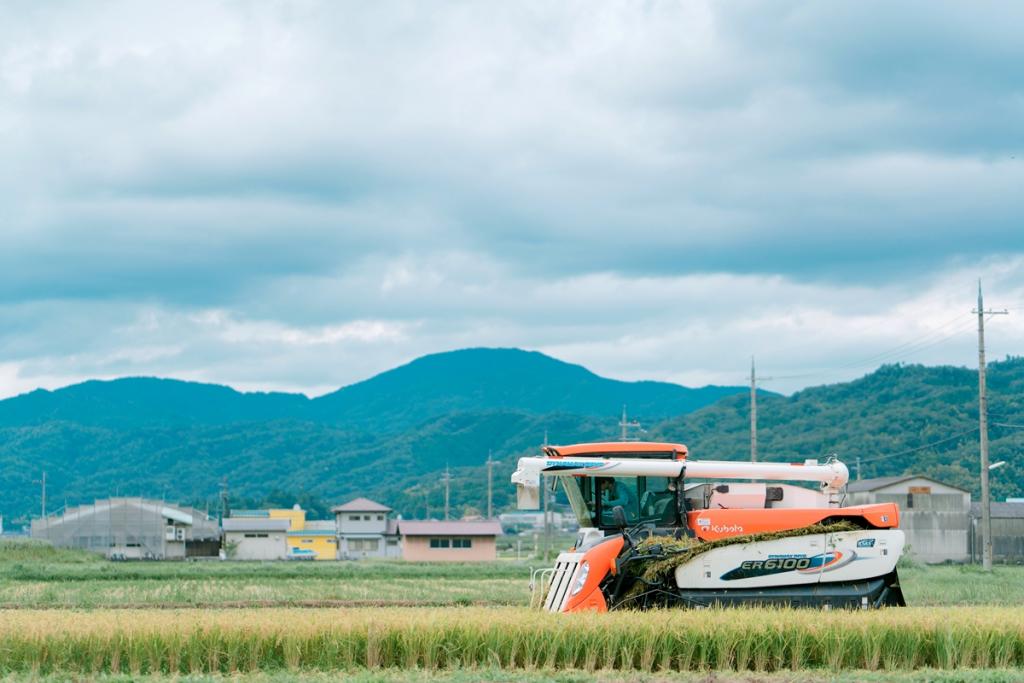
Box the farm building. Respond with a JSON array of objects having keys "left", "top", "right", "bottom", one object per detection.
[
  {"left": 970, "top": 501, "right": 1024, "bottom": 563},
  {"left": 396, "top": 519, "right": 503, "bottom": 561},
  {"left": 30, "top": 497, "right": 221, "bottom": 559},
  {"left": 226, "top": 506, "right": 340, "bottom": 560},
  {"left": 222, "top": 517, "right": 290, "bottom": 560},
  {"left": 845, "top": 475, "right": 971, "bottom": 563},
  {"left": 332, "top": 497, "right": 401, "bottom": 559}
]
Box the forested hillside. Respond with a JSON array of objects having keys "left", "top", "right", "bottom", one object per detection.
[
  {"left": 653, "top": 359, "right": 1024, "bottom": 502},
  {"left": 1, "top": 351, "right": 1021, "bottom": 525},
  {"left": 0, "top": 348, "right": 745, "bottom": 521}
]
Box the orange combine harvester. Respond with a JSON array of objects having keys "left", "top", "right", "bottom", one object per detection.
[{"left": 511, "top": 442, "right": 906, "bottom": 612}]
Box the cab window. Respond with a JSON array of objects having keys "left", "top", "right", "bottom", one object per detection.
[{"left": 578, "top": 476, "right": 677, "bottom": 528}]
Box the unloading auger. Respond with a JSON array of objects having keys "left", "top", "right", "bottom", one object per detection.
[{"left": 512, "top": 442, "right": 905, "bottom": 612}]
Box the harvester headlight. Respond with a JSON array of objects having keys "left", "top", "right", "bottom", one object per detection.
[{"left": 570, "top": 561, "right": 590, "bottom": 596}]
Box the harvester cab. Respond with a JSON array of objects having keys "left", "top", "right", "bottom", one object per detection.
[{"left": 512, "top": 442, "right": 906, "bottom": 612}]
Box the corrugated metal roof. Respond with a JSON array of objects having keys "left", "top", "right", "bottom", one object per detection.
[
  {"left": 331, "top": 497, "right": 392, "bottom": 512},
  {"left": 161, "top": 506, "right": 193, "bottom": 526},
  {"left": 223, "top": 518, "right": 290, "bottom": 532},
  {"left": 971, "top": 502, "right": 1024, "bottom": 519},
  {"left": 846, "top": 475, "right": 968, "bottom": 493},
  {"left": 847, "top": 476, "right": 911, "bottom": 493},
  {"left": 304, "top": 520, "right": 336, "bottom": 531},
  {"left": 397, "top": 520, "right": 503, "bottom": 537}
]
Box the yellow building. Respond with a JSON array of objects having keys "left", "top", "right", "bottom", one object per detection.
[
  {"left": 269, "top": 506, "right": 307, "bottom": 531},
  {"left": 286, "top": 523, "right": 338, "bottom": 560},
  {"left": 231, "top": 506, "right": 338, "bottom": 561}
]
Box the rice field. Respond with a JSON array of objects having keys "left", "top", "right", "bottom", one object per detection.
[
  {"left": 2, "top": 671, "right": 1024, "bottom": 683},
  {"left": 1, "top": 543, "right": 1022, "bottom": 679},
  {"left": 0, "top": 574, "right": 526, "bottom": 608},
  {"left": 1, "top": 607, "right": 1023, "bottom": 675},
  {"left": 1, "top": 548, "right": 1023, "bottom": 608}
]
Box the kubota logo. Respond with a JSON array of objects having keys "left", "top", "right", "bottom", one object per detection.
[{"left": 710, "top": 524, "right": 744, "bottom": 534}]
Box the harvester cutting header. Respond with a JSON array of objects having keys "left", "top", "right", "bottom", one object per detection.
[{"left": 512, "top": 442, "right": 905, "bottom": 612}]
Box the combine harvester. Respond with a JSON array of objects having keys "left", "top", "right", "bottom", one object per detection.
[{"left": 512, "top": 442, "right": 905, "bottom": 612}]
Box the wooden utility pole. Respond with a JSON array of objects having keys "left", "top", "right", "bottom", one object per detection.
[{"left": 974, "top": 280, "right": 1007, "bottom": 571}]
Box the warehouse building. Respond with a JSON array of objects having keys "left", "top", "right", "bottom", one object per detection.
[
  {"left": 397, "top": 519, "right": 503, "bottom": 561},
  {"left": 845, "top": 475, "right": 971, "bottom": 563},
  {"left": 222, "top": 517, "right": 290, "bottom": 560},
  {"left": 30, "top": 497, "right": 221, "bottom": 559},
  {"left": 225, "top": 505, "right": 341, "bottom": 560},
  {"left": 970, "top": 501, "right": 1024, "bottom": 564}
]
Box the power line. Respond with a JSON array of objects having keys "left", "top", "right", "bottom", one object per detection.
[
  {"left": 829, "top": 314, "right": 973, "bottom": 372},
  {"left": 855, "top": 427, "right": 979, "bottom": 465},
  {"left": 750, "top": 316, "right": 977, "bottom": 385}
]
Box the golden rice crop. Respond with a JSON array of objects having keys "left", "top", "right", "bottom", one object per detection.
[{"left": 0, "top": 607, "right": 1022, "bottom": 674}]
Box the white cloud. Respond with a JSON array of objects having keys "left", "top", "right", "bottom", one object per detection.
[{"left": 0, "top": 1, "right": 1022, "bottom": 399}]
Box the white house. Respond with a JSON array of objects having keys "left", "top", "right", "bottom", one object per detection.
[
  {"left": 331, "top": 497, "right": 401, "bottom": 559},
  {"left": 222, "top": 518, "right": 290, "bottom": 560}
]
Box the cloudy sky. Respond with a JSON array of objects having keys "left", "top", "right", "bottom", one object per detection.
[{"left": 2, "top": 1, "right": 1023, "bottom": 399}]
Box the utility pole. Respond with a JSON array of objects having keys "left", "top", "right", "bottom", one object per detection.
[
  {"left": 442, "top": 465, "right": 451, "bottom": 520},
  {"left": 542, "top": 475, "right": 550, "bottom": 562},
  {"left": 855, "top": 455, "right": 862, "bottom": 481},
  {"left": 750, "top": 357, "right": 758, "bottom": 462},
  {"left": 974, "top": 280, "right": 1008, "bottom": 571},
  {"left": 486, "top": 450, "right": 495, "bottom": 519},
  {"left": 218, "top": 477, "right": 229, "bottom": 523},
  {"left": 750, "top": 357, "right": 773, "bottom": 462},
  {"left": 33, "top": 471, "right": 47, "bottom": 530},
  {"left": 541, "top": 431, "right": 551, "bottom": 562},
  {"left": 619, "top": 405, "right": 642, "bottom": 441}
]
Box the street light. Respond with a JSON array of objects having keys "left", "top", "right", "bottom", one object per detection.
[{"left": 989, "top": 461, "right": 1006, "bottom": 471}]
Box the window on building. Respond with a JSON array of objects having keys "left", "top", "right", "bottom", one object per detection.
[
  {"left": 452, "top": 538, "right": 472, "bottom": 549},
  {"left": 429, "top": 538, "right": 451, "bottom": 549},
  {"left": 243, "top": 533, "right": 269, "bottom": 538},
  {"left": 377, "top": 514, "right": 384, "bottom": 520},
  {"left": 302, "top": 539, "right": 313, "bottom": 544},
  {"left": 363, "top": 515, "right": 372, "bottom": 521},
  {"left": 349, "top": 538, "right": 380, "bottom": 552}
]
